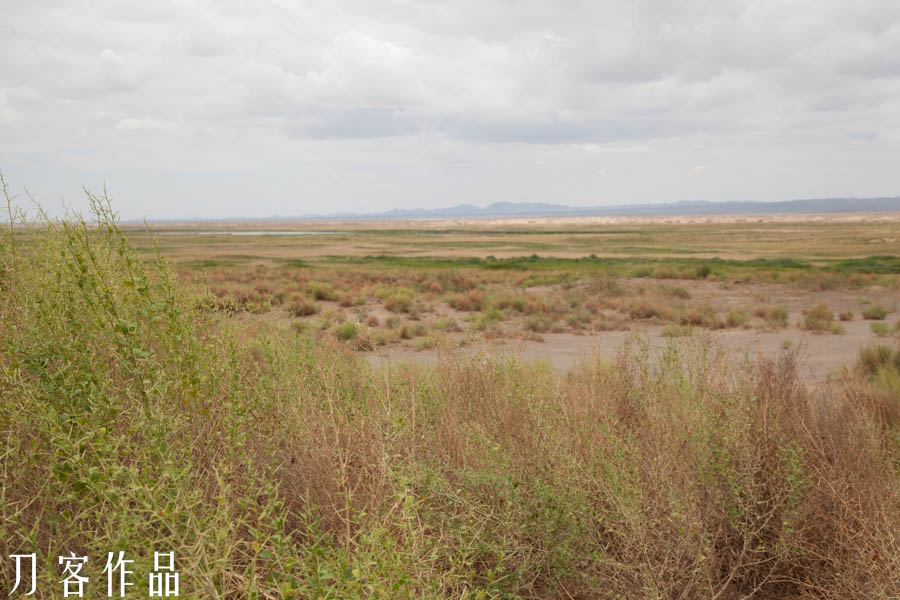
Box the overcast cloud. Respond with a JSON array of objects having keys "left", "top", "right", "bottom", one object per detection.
[{"left": 2, "top": 0, "right": 899, "bottom": 219}]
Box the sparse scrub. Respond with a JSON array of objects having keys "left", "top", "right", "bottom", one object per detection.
[{"left": 4, "top": 184, "right": 900, "bottom": 599}]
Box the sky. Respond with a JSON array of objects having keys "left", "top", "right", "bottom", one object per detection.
[{"left": 2, "top": 0, "right": 900, "bottom": 220}]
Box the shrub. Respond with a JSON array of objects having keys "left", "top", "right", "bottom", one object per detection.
[
  {"left": 725, "top": 308, "right": 748, "bottom": 328},
  {"left": 412, "top": 336, "right": 436, "bottom": 350},
  {"left": 662, "top": 323, "right": 692, "bottom": 337},
  {"left": 524, "top": 315, "right": 553, "bottom": 332},
  {"left": 628, "top": 300, "right": 661, "bottom": 320},
  {"left": 862, "top": 305, "right": 888, "bottom": 320},
  {"left": 679, "top": 305, "right": 723, "bottom": 329},
  {"left": 384, "top": 291, "right": 413, "bottom": 313},
  {"left": 288, "top": 294, "right": 319, "bottom": 316},
  {"left": 871, "top": 322, "right": 892, "bottom": 337},
  {"left": 589, "top": 276, "right": 624, "bottom": 296},
  {"left": 838, "top": 310, "right": 854, "bottom": 321},
  {"left": 631, "top": 266, "right": 652, "bottom": 278},
  {"left": 801, "top": 303, "right": 835, "bottom": 332},
  {"left": 424, "top": 280, "right": 443, "bottom": 294},
  {"left": 433, "top": 317, "right": 461, "bottom": 332},
  {"left": 335, "top": 321, "right": 358, "bottom": 341},
  {"left": 448, "top": 289, "right": 484, "bottom": 312},
  {"left": 755, "top": 305, "right": 789, "bottom": 329},
  {"left": 857, "top": 345, "right": 897, "bottom": 376},
  {"left": 306, "top": 280, "right": 337, "bottom": 301},
  {"left": 658, "top": 284, "right": 691, "bottom": 299},
  {"left": 566, "top": 308, "right": 592, "bottom": 329},
  {"left": 371, "top": 329, "right": 396, "bottom": 346},
  {"left": 399, "top": 323, "right": 425, "bottom": 339}
]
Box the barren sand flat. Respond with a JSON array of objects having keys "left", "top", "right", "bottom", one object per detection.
[
  {"left": 136, "top": 210, "right": 900, "bottom": 231},
  {"left": 366, "top": 319, "right": 879, "bottom": 382},
  {"left": 382, "top": 211, "right": 900, "bottom": 228}
]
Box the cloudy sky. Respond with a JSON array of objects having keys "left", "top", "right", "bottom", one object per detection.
[{"left": 2, "top": 0, "right": 900, "bottom": 219}]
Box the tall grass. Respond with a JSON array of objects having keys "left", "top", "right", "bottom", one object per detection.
[{"left": 1, "top": 188, "right": 899, "bottom": 598}]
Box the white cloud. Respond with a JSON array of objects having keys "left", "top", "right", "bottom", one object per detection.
[
  {"left": 1, "top": 0, "right": 899, "bottom": 218},
  {"left": 114, "top": 117, "right": 178, "bottom": 132}
]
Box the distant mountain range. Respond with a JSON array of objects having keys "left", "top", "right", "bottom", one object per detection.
[{"left": 297, "top": 197, "right": 900, "bottom": 220}]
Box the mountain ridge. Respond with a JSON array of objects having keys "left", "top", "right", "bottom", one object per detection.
[{"left": 299, "top": 197, "right": 900, "bottom": 220}]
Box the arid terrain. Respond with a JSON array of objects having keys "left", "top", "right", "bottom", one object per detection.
[
  {"left": 6, "top": 201, "right": 900, "bottom": 598},
  {"left": 126, "top": 215, "right": 900, "bottom": 382}
]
